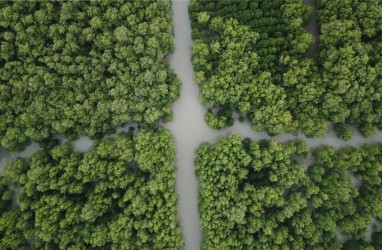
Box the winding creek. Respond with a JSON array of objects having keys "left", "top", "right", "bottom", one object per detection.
[{"left": 0, "top": 0, "right": 381, "bottom": 249}]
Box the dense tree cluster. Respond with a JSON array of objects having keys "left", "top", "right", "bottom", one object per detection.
[
  {"left": 189, "top": 0, "right": 324, "bottom": 136},
  {"left": 205, "top": 107, "right": 234, "bottom": 130},
  {"left": 1, "top": 129, "right": 183, "bottom": 249},
  {"left": 0, "top": 0, "right": 179, "bottom": 150},
  {"left": 196, "top": 135, "right": 382, "bottom": 249},
  {"left": 317, "top": 0, "right": 382, "bottom": 137},
  {"left": 0, "top": 177, "right": 28, "bottom": 249},
  {"left": 189, "top": 0, "right": 382, "bottom": 138}
]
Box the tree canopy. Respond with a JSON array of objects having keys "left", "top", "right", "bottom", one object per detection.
[
  {"left": 317, "top": 0, "right": 382, "bottom": 137},
  {"left": 189, "top": 0, "right": 382, "bottom": 138},
  {"left": 0, "top": 0, "right": 180, "bottom": 150},
  {"left": 196, "top": 135, "right": 382, "bottom": 249},
  {"left": 1, "top": 128, "right": 183, "bottom": 249},
  {"left": 0, "top": 176, "right": 29, "bottom": 250}
]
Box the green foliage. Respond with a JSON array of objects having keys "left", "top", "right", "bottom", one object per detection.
[
  {"left": 318, "top": 0, "right": 382, "bottom": 137},
  {"left": 343, "top": 239, "right": 374, "bottom": 250},
  {"left": 190, "top": 0, "right": 325, "bottom": 136},
  {"left": 0, "top": 1, "right": 180, "bottom": 150},
  {"left": 372, "top": 231, "right": 382, "bottom": 248},
  {"left": 333, "top": 123, "right": 354, "bottom": 141},
  {"left": 196, "top": 135, "right": 382, "bottom": 249},
  {"left": 3, "top": 128, "right": 183, "bottom": 249},
  {"left": 0, "top": 176, "right": 12, "bottom": 211},
  {"left": 190, "top": 0, "right": 382, "bottom": 138},
  {"left": 204, "top": 108, "right": 234, "bottom": 130},
  {"left": 0, "top": 177, "right": 29, "bottom": 250}
]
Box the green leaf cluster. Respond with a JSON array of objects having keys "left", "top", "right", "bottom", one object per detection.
[
  {"left": 190, "top": 0, "right": 324, "bottom": 136},
  {"left": 196, "top": 135, "right": 382, "bottom": 249},
  {"left": 2, "top": 128, "right": 183, "bottom": 249},
  {"left": 0, "top": 177, "right": 29, "bottom": 250},
  {"left": 190, "top": 0, "right": 382, "bottom": 138},
  {"left": 0, "top": 0, "right": 180, "bottom": 150},
  {"left": 318, "top": 0, "right": 382, "bottom": 137},
  {"left": 204, "top": 107, "right": 234, "bottom": 130}
]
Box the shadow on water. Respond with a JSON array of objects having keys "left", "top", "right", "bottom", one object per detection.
[{"left": 304, "top": 0, "right": 319, "bottom": 58}]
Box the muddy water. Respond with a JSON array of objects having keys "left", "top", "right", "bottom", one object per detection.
[{"left": 72, "top": 136, "right": 94, "bottom": 153}]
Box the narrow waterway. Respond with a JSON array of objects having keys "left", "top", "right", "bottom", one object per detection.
[{"left": 164, "top": 1, "right": 205, "bottom": 249}]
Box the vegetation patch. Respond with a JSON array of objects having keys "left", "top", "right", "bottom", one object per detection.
[
  {"left": 196, "top": 135, "right": 382, "bottom": 249},
  {"left": 1, "top": 128, "right": 183, "bottom": 249},
  {"left": 0, "top": 1, "right": 180, "bottom": 150},
  {"left": 190, "top": 0, "right": 382, "bottom": 138}
]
